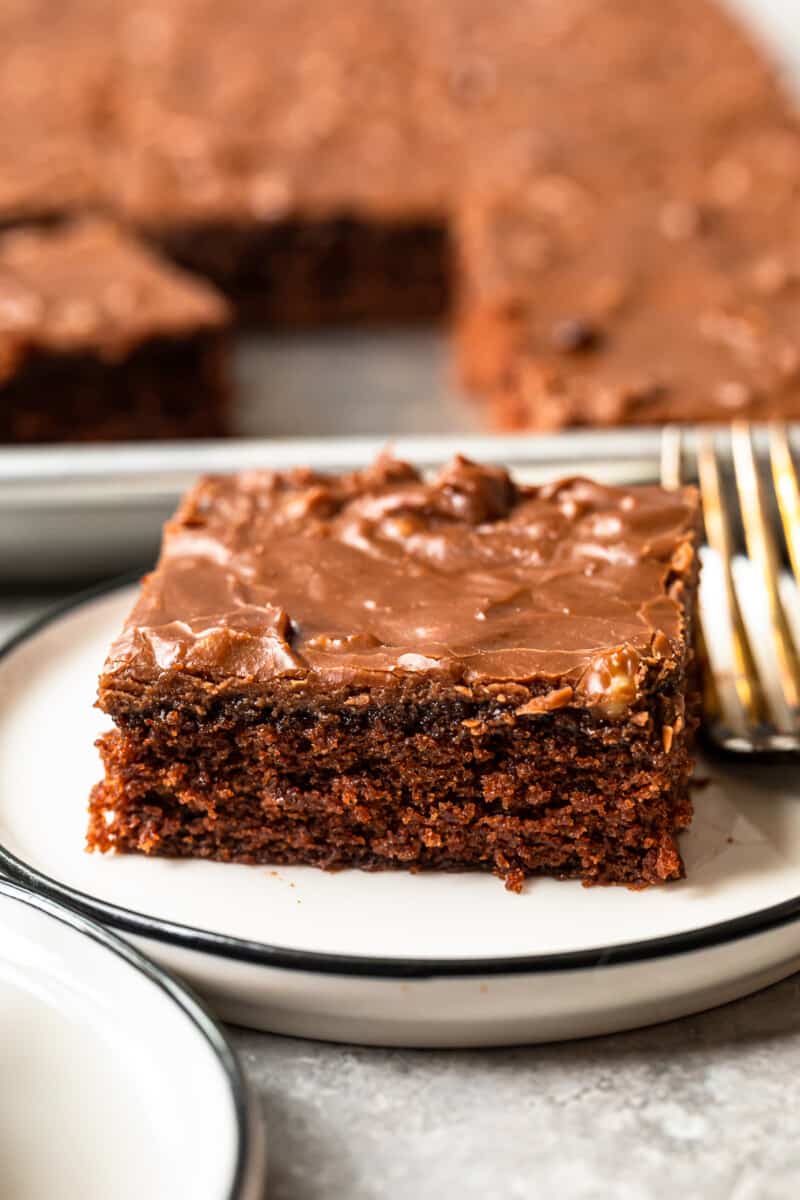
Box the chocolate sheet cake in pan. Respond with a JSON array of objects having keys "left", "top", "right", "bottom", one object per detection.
[{"left": 2, "top": 0, "right": 800, "bottom": 433}]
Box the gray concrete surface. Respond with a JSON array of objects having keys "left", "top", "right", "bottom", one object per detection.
[{"left": 231, "top": 973, "right": 800, "bottom": 1200}]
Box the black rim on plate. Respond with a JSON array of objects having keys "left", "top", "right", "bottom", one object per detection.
[
  {"left": 0, "top": 875, "right": 262, "bottom": 1200},
  {"left": 2, "top": 576, "right": 800, "bottom": 981}
]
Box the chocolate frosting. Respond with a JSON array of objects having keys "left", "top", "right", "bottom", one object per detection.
[
  {"left": 104, "top": 456, "right": 698, "bottom": 700},
  {"left": 0, "top": 218, "right": 229, "bottom": 373}
]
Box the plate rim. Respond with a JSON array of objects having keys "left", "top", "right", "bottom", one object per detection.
[
  {"left": 3, "top": 577, "right": 800, "bottom": 981},
  {"left": 0, "top": 874, "right": 263, "bottom": 1200}
]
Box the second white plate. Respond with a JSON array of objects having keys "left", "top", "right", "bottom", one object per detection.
[
  {"left": 2, "top": 583, "right": 800, "bottom": 1046},
  {"left": 0, "top": 877, "right": 265, "bottom": 1199}
]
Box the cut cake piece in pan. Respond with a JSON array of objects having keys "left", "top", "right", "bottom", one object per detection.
[
  {"left": 454, "top": 0, "right": 800, "bottom": 429},
  {"left": 0, "top": 218, "right": 231, "bottom": 443},
  {"left": 89, "top": 455, "right": 701, "bottom": 890}
]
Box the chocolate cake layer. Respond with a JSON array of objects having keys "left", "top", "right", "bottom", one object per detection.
[
  {"left": 156, "top": 219, "right": 450, "bottom": 327},
  {"left": 90, "top": 456, "right": 701, "bottom": 889},
  {"left": 0, "top": 218, "right": 231, "bottom": 442},
  {"left": 0, "top": 336, "right": 228, "bottom": 443}
]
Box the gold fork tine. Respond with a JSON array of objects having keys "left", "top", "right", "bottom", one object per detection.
[
  {"left": 659, "top": 424, "right": 683, "bottom": 491},
  {"left": 731, "top": 421, "right": 800, "bottom": 732},
  {"left": 659, "top": 428, "right": 726, "bottom": 731},
  {"left": 696, "top": 430, "right": 764, "bottom": 737},
  {"left": 769, "top": 423, "right": 800, "bottom": 583}
]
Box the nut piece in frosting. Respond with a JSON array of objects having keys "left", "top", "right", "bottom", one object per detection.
[
  {"left": 305, "top": 631, "right": 383, "bottom": 653},
  {"left": 515, "top": 686, "right": 575, "bottom": 716},
  {"left": 577, "top": 645, "right": 640, "bottom": 717}
]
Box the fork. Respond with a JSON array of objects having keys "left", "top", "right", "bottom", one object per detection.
[{"left": 660, "top": 422, "right": 800, "bottom": 757}]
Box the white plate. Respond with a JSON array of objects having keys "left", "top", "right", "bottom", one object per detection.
[
  {"left": 0, "top": 877, "right": 265, "bottom": 1200},
  {"left": 2, "top": 584, "right": 800, "bottom": 1047}
]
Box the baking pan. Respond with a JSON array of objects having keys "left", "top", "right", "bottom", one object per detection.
[
  {"left": 1, "top": 340, "right": 796, "bottom": 584},
  {"left": 0, "top": 330, "right": 671, "bottom": 582},
  {"left": 0, "top": 425, "right": 672, "bottom": 583},
  {"left": 1, "top": 0, "right": 798, "bottom": 581}
]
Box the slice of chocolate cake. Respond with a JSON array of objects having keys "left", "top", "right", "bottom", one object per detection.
[
  {"left": 0, "top": 218, "right": 231, "bottom": 442},
  {"left": 89, "top": 455, "right": 701, "bottom": 890}
]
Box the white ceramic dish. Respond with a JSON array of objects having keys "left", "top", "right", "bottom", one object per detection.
[
  {"left": 2, "top": 584, "right": 800, "bottom": 1048},
  {"left": 0, "top": 877, "right": 266, "bottom": 1200}
]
